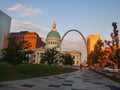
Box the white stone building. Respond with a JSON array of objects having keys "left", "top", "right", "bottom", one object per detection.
[
  {"left": 68, "top": 50, "right": 81, "bottom": 66},
  {"left": 29, "top": 21, "right": 82, "bottom": 65}
]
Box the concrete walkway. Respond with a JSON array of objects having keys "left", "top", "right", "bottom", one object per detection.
[{"left": 0, "top": 69, "right": 120, "bottom": 90}]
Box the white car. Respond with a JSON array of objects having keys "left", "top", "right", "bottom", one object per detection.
[{"left": 104, "top": 66, "right": 120, "bottom": 73}]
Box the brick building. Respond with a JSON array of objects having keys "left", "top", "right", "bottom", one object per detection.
[{"left": 3, "top": 31, "right": 45, "bottom": 50}]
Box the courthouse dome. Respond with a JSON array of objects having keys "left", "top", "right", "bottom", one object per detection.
[
  {"left": 47, "top": 21, "right": 61, "bottom": 38},
  {"left": 47, "top": 31, "right": 60, "bottom": 38}
]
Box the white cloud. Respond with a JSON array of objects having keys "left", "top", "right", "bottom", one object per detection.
[
  {"left": 11, "top": 20, "right": 49, "bottom": 38},
  {"left": 8, "top": 3, "right": 42, "bottom": 17}
]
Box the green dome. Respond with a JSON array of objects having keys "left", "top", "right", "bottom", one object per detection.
[{"left": 47, "top": 31, "right": 61, "bottom": 38}]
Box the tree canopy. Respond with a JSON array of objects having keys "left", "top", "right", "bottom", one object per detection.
[
  {"left": 1, "top": 37, "right": 33, "bottom": 67},
  {"left": 40, "top": 48, "right": 74, "bottom": 65},
  {"left": 40, "top": 48, "right": 59, "bottom": 65}
]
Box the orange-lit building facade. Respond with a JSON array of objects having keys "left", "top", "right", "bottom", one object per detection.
[
  {"left": 3, "top": 31, "right": 45, "bottom": 50},
  {"left": 87, "top": 34, "right": 100, "bottom": 54}
]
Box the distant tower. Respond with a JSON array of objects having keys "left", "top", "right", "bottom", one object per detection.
[
  {"left": 46, "top": 21, "right": 61, "bottom": 51},
  {"left": 87, "top": 34, "right": 100, "bottom": 54}
]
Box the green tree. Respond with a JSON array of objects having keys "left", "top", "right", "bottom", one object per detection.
[
  {"left": 87, "top": 51, "right": 94, "bottom": 65},
  {"left": 1, "top": 37, "right": 33, "bottom": 68},
  {"left": 115, "top": 49, "right": 120, "bottom": 68},
  {"left": 40, "top": 48, "right": 59, "bottom": 65},
  {"left": 105, "top": 22, "right": 119, "bottom": 67},
  {"left": 62, "top": 53, "right": 74, "bottom": 65},
  {"left": 87, "top": 40, "right": 104, "bottom": 66}
]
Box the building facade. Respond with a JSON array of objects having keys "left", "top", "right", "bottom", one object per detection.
[
  {"left": 87, "top": 34, "right": 100, "bottom": 54},
  {"left": 29, "top": 47, "right": 45, "bottom": 64},
  {"left": 68, "top": 50, "right": 81, "bottom": 66},
  {"left": 29, "top": 21, "right": 82, "bottom": 65},
  {"left": 3, "top": 31, "right": 45, "bottom": 50},
  {"left": 31, "top": 21, "right": 61, "bottom": 64},
  {"left": 0, "top": 10, "right": 11, "bottom": 58},
  {"left": 46, "top": 21, "right": 61, "bottom": 51}
]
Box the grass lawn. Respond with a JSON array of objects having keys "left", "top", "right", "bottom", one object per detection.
[{"left": 0, "top": 62, "right": 78, "bottom": 82}]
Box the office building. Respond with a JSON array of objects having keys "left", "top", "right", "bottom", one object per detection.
[
  {"left": 0, "top": 10, "right": 11, "bottom": 58},
  {"left": 87, "top": 34, "right": 100, "bottom": 54},
  {"left": 3, "top": 31, "right": 45, "bottom": 50}
]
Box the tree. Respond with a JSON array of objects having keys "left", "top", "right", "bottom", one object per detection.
[
  {"left": 105, "top": 22, "right": 120, "bottom": 67},
  {"left": 40, "top": 48, "right": 59, "bottom": 65},
  {"left": 1, "top": 37, "right": 33, "bottom": 68},
  {"left": 40, "top": 48, "right": 74, "bottom": 66},
  {"left": 115, "top": 49, "right": 120, "bottom": 68},
  {"left": 62, "top": 53, "right": 74, "bottom": 65},
  {"left": 87, "top": 51, "right": 94, "bottom": 66},
  {"left": 87, "top": 39, "right": 105, "bottom": 67}
]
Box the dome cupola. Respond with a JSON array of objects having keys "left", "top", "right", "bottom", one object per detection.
[
  {"left": 47, "top": 21, "right": 61, "bottom": 38},
  {"left": 46, "top": 21, "right": 61, "bottom": 51}
]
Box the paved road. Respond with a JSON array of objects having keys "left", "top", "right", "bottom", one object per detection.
[
  {"left": 94, "top": 68, "right": 120, "bottom": 77},
  {"left": 0, "top": 69, "right": 120, "bottom": 90}
]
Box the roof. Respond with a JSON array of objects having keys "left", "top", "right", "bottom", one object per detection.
[
  {"left": 47, "top": 31, "right": 61, "bottom": 38},
  {"left": 69, "top": 50, "right": 81, "bottom": 54}
]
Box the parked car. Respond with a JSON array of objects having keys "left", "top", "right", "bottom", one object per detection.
[{"left": 104, "top": 66, "right": 120, "bottom": 73}]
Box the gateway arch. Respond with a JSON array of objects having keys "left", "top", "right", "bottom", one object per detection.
[{"left": 60, "top": 29, "right": 87, "bottom": 55}]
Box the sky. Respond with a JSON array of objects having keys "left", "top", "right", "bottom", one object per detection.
[{"left": 0, "top": 0, "right": 120, "bottom": 60}]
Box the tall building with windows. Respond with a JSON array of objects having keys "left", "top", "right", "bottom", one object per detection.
[
  {"left": 3, "top": 31, "right": 45, "bottom": 50},
  {"left": 87, "top": 34, "right": 100, "bottom": 54},
  {"left": 46, "top": 21, "right": 61, "bottom": 51},
  {"left": 0, "top": 10, "right": 11, "bottom": 58}
]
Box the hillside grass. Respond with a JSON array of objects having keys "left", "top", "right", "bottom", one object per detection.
[{"left": 0, "top": 62, "right": 78, "bottom": 82}]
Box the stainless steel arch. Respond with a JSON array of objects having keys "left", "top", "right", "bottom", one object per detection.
[{"left": 60, "top": 29, "right": 87, "bottom": 54}]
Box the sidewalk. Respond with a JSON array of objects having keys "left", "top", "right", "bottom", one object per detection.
[{"left": 0, "top": 69, "right": 120, "bottom": 90}]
